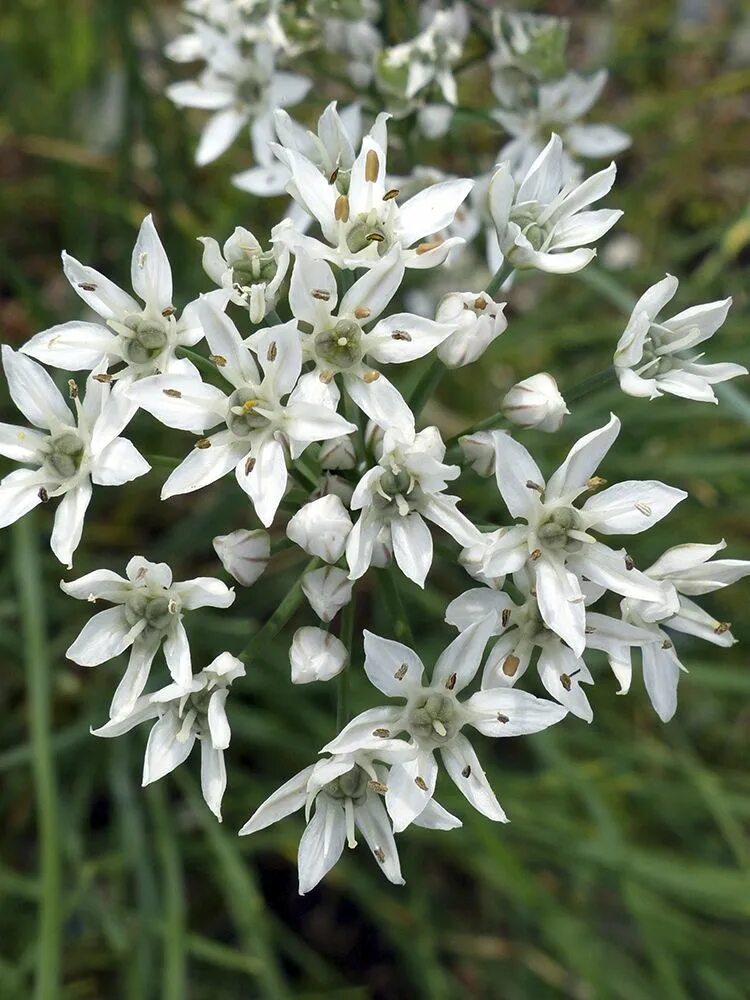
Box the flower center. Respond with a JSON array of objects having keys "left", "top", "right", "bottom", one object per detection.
[
  {"left": 226, "top": 387, "right": 270, "bottom": 438},
  {"left": 408, "top": 690, "right": 461, "bottom": 746},
  {"left": 124, "top": 593, "right": 176, "bottom": 630},
  {"left": 231, "top": 251, "right": 278, "bottom": 289},
  {"left": 46, "top": 430, "right": 85, "bottom": 480},
  {"left": 640, "top": 330, "right": 674, "bottom": 375},
  {"left": 235, "top": 76, "right": 263, "bottom": 109},
  {"left": 314, "top": 319, "right": 363, "bottom": 370},
  {"left": 324, "top": 765, "right": 370, "bottom": 805},
  {"left": 345, "top": 214, "right": 390, "bottom": 257},
  {"left": 536, "top": 506, "right": 583, "bottom": 552},
  {"left": 121, "top": 317, "right": 170, "bottom": 365}
]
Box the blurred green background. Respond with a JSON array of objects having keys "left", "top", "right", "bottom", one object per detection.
[{"left": 1, "top": 1, "right": 749, "bottom": 997}]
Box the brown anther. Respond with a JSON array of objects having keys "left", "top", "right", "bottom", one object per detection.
[
  {"left": 334, "top": 195, "right": 350, "bottom": 222},
  {"left": 383, "top": 188, "right": 400, "bottom": 201},
  {"left": 714, "top": 621, "right": 730, "bottom": 635},
  {"left": 372, "top": 728, "right": 391, "bottom": 738},
  {"left": 66, "top": 379, "right": 78, "bottom": 399},
  {"left": 461, "top": 765, "right": 472, "bottom": 778},
  {"left": 496, "top": 713, "right": 509, "bottom": 724},
  {"left": 163, "top": 388, "right": 182, "bottom": 398},
  {"left": 196, "top": 438, "right": 211, "bottom": 450},
  {"left": 474, "top": 297, "right": 487, "bottom": 310},
  {"left": 560, "top": 673, "right": 572, "bottom": 692},
  {"left": 354, "top": 306, "right": 371, "bottom": 320},
  {"left": 394, "top": 663, "right": 408, "bottom": 681},
  {"left": 93, "top": 373, "right": 112, "bottom": 383},
  {"left": 501, "top": 608, "right": 511, "bottom": 628},
  {"left": 414, "top": 776, "right": 428, "bottom": 791},
  {"left": 526, "top": 480, "right": 544, "bottom": 493},
  {"left": 445, "top": 672, "right": 457, "bottom": 691},
  {"left": 244, "top": 456, "right": 256, "bottom": 476},
  {"left": 162, "top": 306, "right": 176, "bottom": 317},
  {"left": 363, "top": 370, "right": 380, "bottom": 383},
  {"left": 502, "top": 655, "right": 519, "bottom": 677},
  {"left": 624, "top": 554, "right": 635, "bottom": 571},
  {"left": 530, "top": 548, "right": 542, "bottom": 561},
  {"left": 586, "top": 476, "right": 607, "bottom": 490},
  {"left": 38, "top": 487, "right": 49, "bottom": 503},
  {"left": 267, "top": 341, "right": 277, "bottom": 363},
  {"left": 585, "top": 624, "right": 596, "bottom": 634},
  {"left": 209, "top": 354, "right": 227, "bottom": 367},
  {"left": 319, "top": 370, "right": 334, "bottom": 384},
  {"left": 366, "top": 232, "right": 384, "bottom": 243},
  {"left": 367, "top": 780, "right": 388, "bottom": 795},
  {"left": 328, "top": 167, "right": 339, "bottom": 185},
  {"left": 365, "top": 149, "right": 380, "bottom": 182},
  {"left": 415, "top": 239, "right": 444, "bottom": 255},
  {"left": 78, "top": 282, "right": 97, "bottom": 291},
  {"left": 311, "top": 288, "right": 331, "bottom": 301},
  {"left": 661, "top": 639, "right": 673, "bottom": 650},
  {"left": 373, "top": 846, "right": 386, "bottom": 864},
  {"left": 391, "top": 330, "right": 412, "bottom": 342}
]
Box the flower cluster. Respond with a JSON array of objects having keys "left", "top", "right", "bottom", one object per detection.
[{"left": 1, "top": 1, "right": 747, "bottom": 894}]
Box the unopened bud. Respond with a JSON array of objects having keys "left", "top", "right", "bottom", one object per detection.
[
  {"left": 436, "top": 292, "right": 508, "bottom": 368},
  {"left": 502, "top": 373, "right": 568, "bottom": 433},
  {"left": 290, "top": 627, "right": 347, "bottom": 685},
  {"left": 212, "top": 529, "right": 270, "bottom": 587},
  {"left": 287, "top": 495, "right": 353, "bottom": 563},
  {"left": 301, "top": 566, "right": 353, "bottom": 623}
]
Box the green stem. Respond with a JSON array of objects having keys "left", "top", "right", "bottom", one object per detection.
[
  {"left": 381, "top": 567, "right": 414, "bottom": 645},
  {"left": 147, "top": 454, "right": 180, "bottom": 469},
  {"left": 12, "top": 514, "right": 61, "bottom": 1000},
  {"left": 337, "top": 588, "right": 357, "bottom": 730},
  {"left": 149, "top": 785, "right": 187, "bottom": 1000},
  {"left": 240, "top": 557, "right": 320, "bottom": 663},
  {"left": 485, "top": 259, "right": 514, "bottom": 300},
  {"left": 564, "top": 366, "right": 617, "bottom": 404}
]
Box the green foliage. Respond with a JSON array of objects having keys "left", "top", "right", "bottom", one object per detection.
[{"left": 1, "top": 1, "right": 749, "bottom": 997}]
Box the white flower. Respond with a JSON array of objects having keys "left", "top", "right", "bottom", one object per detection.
[
  {"left": 212, "top": 528, "right": 270, "bottom": 586},
  {"left": 502, "top": 372, "right": 569, "bottom": 431},
  {"left": 199, "top": 223, "right": 291, "bottom": 323},
  {"left": 347, "top": 425, "right": 480, "bottom": 587},
  {"left": 128, "top": 300, "right": 356, "bottom": 526},
  {"left": 277, "top": 123, "right": 473, "bottom": 269},
  {"left": 0, "top": 349, "right": 149, "bottom": 567},
  {"left": 239, "top": 749, "right": 459, "bottom": 893},
  {"left": 473, "top": 416, "right": 685, "bottom": 655},
  {"left": 92, "top": 652, "right": 245, "bottom": 820},
  {"left": 609, "top": 541, "right": 750, "bottom": 721},
  {"left": 446, "top": 568, "right": 656, "bottom": 722},
  {"left": 319, "top": 434, "right": 357, "bottom": 471},
  {"left": 290, "top": 626, "right": 348, "bottom": 684},
  {"left": 323, "top": 619, "right": 568, "bottom": 830},
  {"left": 302, "top": 566, "right": 353, "bottom": 622},
  {"left": 287, "top": 494, "right": 353, "bottom": 563},
  {"left": 279, "top": 249, "right": 453, "bottom": 432},
  {"left": 435, "top": 292, "right": 508, "bottom": 368},
  {"left": 21, "top": 216, "right": 208, "bottom": 385},
  {"left": 167, "top": 38, "right": 310, "bottom": 166},
  {"left": 489, "top": 11, "right": 569, "bottom": 101},
  {"left": 459, "top": 430, "right": 497, "bottom": 478},
  {"left": 493, "top": 70, "right": 631, "bottom": 178},
  {"left": 489, "top": 134, "right": 622, "bottom": 274},
  {"left": 613, "top": 275, "right": 746, "bottom": 403},
  {"left": 312, "top": 1, "right": 382, "bottom": 87},
  {"left": 62, "top": 556, "right": 235, "bottom": 718}
]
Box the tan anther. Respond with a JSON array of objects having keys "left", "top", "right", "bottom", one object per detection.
[
  {"left": 394, "top": 663, "right": 408, "bottom": 681},
  {"left": 383, "top": 188, "right": 399, "bottom": 201},
  {"left": 530, "top": 548, "right": 542, "bottom": 561},
  {"left": 209, "top": 354, "right": 227, "bottom": 367},
  {"left": 162, "top": 306, "right": 176, "bottom": 317},
  {"left": 311, "top": 288, "right": 331, "bottom": 301},
  {"left": 502, "top": 655, "right": 519, "bottom": 677},
  {"left": 334, "top": 195, "right": 350, "bottom": 222},
  {"left": 363, "top": 370, "right": 380, "bottom": 383},
  {"left": 445, "top": 672, "right": 457, "bottom": 690},
  {"left": 328, "top": 167, "right": 339, "bottom": 185},
  {"left": 372, "top": 728, "right": 391, "bottom": 738},
  {"left": 93, "top": 373, "right": 112, "bottom": 383},
  {"left": 242, "top": 399, "right": 258, "bottom": 412},
  {"left": 586, "top": 476, "right": 607, "bottom": 490},
  {"left": 267, "top": 341, "right": 277, "bottom": 362},
  {"left": 78, "top": 282, "right": 97, "bottom": 291},
  {"left": 415, "top": 239, "right": 444, "bottom": 255},
  {"left": 474, "top": 297, "right": 487, "bottom": 310},
  {"left": 367, "top": 780, "right": 388, "bottom": 794},
  {"left": 501, "top": 608, "right": 511, "bottom": 628},
  {"left": 391, "top": 330, "right": 412, "bottom": 341},
  {"left": 560, "top": 673, "right": 572, "bottom": 692},
  {"left": 366, "top": 232, "right": 384, "bottom": 243},
  {"left": 68, "top": 379, "right": 78, "bottom": 399},
  {"left": 319, "top": 370, "right": 334, "bottom": 384},
  {"left": 196, "top": 438, "right": 211, "bottom": 450},
  {"left": 354, "top": 307, "right": 371, "bottom": 319},
  {"left": 244, "top": 456, "right": 256, "bottom": 475},
  {"left": 414, "top": 776, "right": 428, "bottom": 791},
  {"left": 714, "top": 621, "right": 730, "bottom": 635},
  {"left": 163, "top": 388, "right": 182, "bottom": 398},
  {"left": 365, "top": 149, "right": 380, "bottom": 182},
  {"left": 661, "top": 638, "right": 673, "bottom": 649},
  {"left": 635, "top": 501, "right": 652, "bottom": 516}
]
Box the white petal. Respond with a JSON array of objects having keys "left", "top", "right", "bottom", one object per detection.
[
  {"left": 344, "top": 372, "right": 415, "bottom": 436},
  {"left": 200, "top": 743, "right": 227, "bottom": 820},
  {"left": 391, "top": 513, "right": 433, "bottom": 587},
  {"left": 142, "top": 712, "right": 195, "bottom": 785},
  {"left": 582, "top": 481, "right": 687, "bottom": 534},
  {"left": 534, "top": 556, "right": 586, "bottom": 655},
  {"left": 445, "top": 588, "right": 512, "bottom": 634},
  {"left": 441, "top": 734, "right": 507, "bottom": 821},
  {"left": 289, "top": 253, "right": 337, "bottom": 327},
  {"left": 92, "top": 437, "right": 150, "bottom": 486},
  {"left": 161, "top": 432, "right": 248, "bottom": 499},
  {"left": 537, "top": 642, "right": 593, "bottom": 722},
  {"left": 492, "top": 431, "right": 544, "bottom": 518},
  {"left": 641, "top": 642, "right": 682, "bottom": 722},
  {"left": 21, "top": 322, "right": 119, "bottom": 371},
  {"left": 297, "top": 797, "right": 346, "bottom": 894},
  {"left": 385, "top": 751, "right": 437, "bottom": 833},
  {"left": 362, "top": 631, "right": 424, "bottom": 696},
  {"left": 128, "top": 374, "right": 227, "bottom": 433},
  {"left": 2, "top": 346, "right": 72, "bottom": 431},
  {"left": 212, "top": 529, "right": 270, "bottom": 587},
  {"left": 131, "top": 215, "right": 173, "bottom": 312},
  {"left": 322, "top": 706, "right": 406, "bottom": 754},
  {"left": 287, "top": 495, "right": 352, "bottom": 563},
  {"left": 290, "top": 627, "right": 348, "bottom": 684},
  {"left": 109, "top": 631, "right": 161, "bottom": 719},
  {"left": 163, "top": 620, "right": 192, "bottom": 687},
  {"left": 171, "top": 576, "right": 235, "bottom": 609},
  {"left": 366, "top": 314, "right": 454, "bottom": 364},
  {"left": 432, "top": 615, "right": 496, "bottom": 692},
  {"left": 237, "top": 437, "right": 287, "bottom": 527},
  {"left": 239, "top": 764, "right": 315, "bottom": 835},
  {"left": 412, "top": 798, "right": 463, "bottom": 831},
  {"left": 50, "top": 481, "right": 92, "bottom": 567},
  {"left": 207, "top": 689, "right": 231, "bottom": 750},
  {"left": 465, "top": 687, "right": 568, "bottom": 737},
  {"left": 356, "top": 795, "right": 405, "bottom": 885},
  {"left": 198, "top": 296, "right": 260, "bottom": 387},
  {"left": 398, "top": 178, "right": 474, "bottom": 245},
  {"left": 66, "top": 605, "right": 135, "bottom": 666},
  {"left": 301, "top": 565, "right": 352, "bottom": 622},
  {"left": 60, "top": 568, "right": 129, "bottom": 603},
  {"left": 340, "top": 250, "right": 404, "bottom": 322},
  {"left": 546, "top": 414, "right": 620, "bottom": 501},
  {"left": 196, "top": 108, "right": 247, "bottom": 166},
  {"left": 61, "top": 251, "right": 140, "bottom": 320},
  {"left": 0, "top": 423, "right": 47, "bottom": 463}
]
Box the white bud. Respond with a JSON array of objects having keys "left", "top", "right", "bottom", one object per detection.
[
  {"left": 319, "top": 434, "right": 357, "bottom": 471},
  {"left": 364, "top": 419, "right": 385, "bottom": 459},
  {"left": 286, "top": 495, "right": 353, "bottom": 563},
  {"left": 501, "top": 373, "right": 568, "bottom": 432},
  {"left": 290, "top": 627, "right": 347, "bottom": 684},
  {"left": 302, "top": 566, "right": 353, "bottom": 622},
  {"left": 460, "top": 430, "right": 499, "bottom": 477},
  {"left": 436, "top": 292, "right": 508, "bottom": 368},
  {"left": 212, "top": 529, "right": 270, "bottom": 587},
  {"left": 314, "top": 473, "right": 354, "bottom": 505}
]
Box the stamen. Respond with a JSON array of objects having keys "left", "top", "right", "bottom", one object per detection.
[
  {"left": 391, "top": 330, "right": 412, "bottom": 341},
  {"left": 714, "top": 621, "right": 730, "bottom": 634},
  {"left": 328, "top": 167, "right": 339, "bottom": 185},
  {"left": 635, "top": 501, "right": 652, "bottom": 516},
  {"left": 501, "top": 608, "right": 511, "bottom": 628},
  {"left": 394, "top": 663, "right": 408, "bottom": 681},
  {"left": 502, "top": 654, "right": 519, "bottom": 676},
  {"left": 661, "top": 638, "right": 673, "bottom": 649},
  {"left": 530, "top": 548, "right": 542, "bottom": 561},
  {"left": 473, "top": 298, "right": 487, "bottom": 310},
  {"left": 344, "top": 797, "right": 357, "bottom": 849},
  {"left": 496, "top": 713, "right": 509, "bottom": 723},
  {"left": 383, "top": 188, "right": 399, "bottom": 200},
  {"left": 624, "top": 554, "right": 635, "bottom": 570},
  {"left": 266, "top": 341, "right": 277, "bottom": 362},
  {"left": 93, "top": 373, "right": 112, "bottom": 383},
  {"left": 354, "top": 307, "right": 370, "bottom": 319},
  {"left": 319, "top": 370, "right": 334, "bottom": 384},
  {"left": 365, "top": 149, "right": 380, "bottom": 182},
  {"left": 415, "top": 239, "right": 444, "bottom": 255},
  {"left": 162, "top": 306, "right": 176, "bottom": 317},
  {"left": 414, "top": 776, "right": 428, "bottom": 791},
  {"left": 196, "top": 438, "right": 211, "bottom": 449},
  {"left": 362, "top": 371, "right": 380, "bottom": 383},
  {"left": 244, "top": 456, "right": 256, "bottom": 475},
  {"left": 210, "top": 354, "right": 227, "bottom": 367},
  {"left": 334, "top": 195, "right": 350, "bottom": 222},
  {"left": 445, "top": 672, "right": 457, "bottom": 690},
  {"left": 373, "top": 846, "right": 386, "bottom": 864},
  {"left": 432, "top": 719, "right": 447, "bottom": 737},
  {"left": 372, "top": 728, "right": 391, "bottom": 738},
  {"left": 311, "top": 289, "right": 331, "bottom": 301},
  {"left": 163, "top": 388, "right": 182, "bottom": 398},
  {"left": 586, "top": 476, "right": 607, "bottom": 490},
  {"left": 366, "top": 232, "right": 384, "bottom": 243},
  {"left": 78, "top": 282, "right": 97, "bottom": 291},
  {"left": 38, "top": 487, "right": 49, "bottom": 502},
  {"left": 526, "top": 480, "right": 544, "bottom": 493},
  {"left": 461, "top": 765, "right": 472, "bottom": 778},
  {"left": 68, "top": 379, "right": 78, "bottom": 399},
  {"left": 242, "top": 399, "right": 258, "bottom": 412},
  {"left": 367, "top": 780, "right": 388, "bottom": 794}
]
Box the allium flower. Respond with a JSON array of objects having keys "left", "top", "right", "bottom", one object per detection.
[
  {"left": 502, "top": 372, "right": 569, "bottom": 431},
  {"left": 323, "top": 620, "right": 568, "bottom": 830},
  {"left": 239, "top": 749, "right": 460, "bottom": 893},
  {"left": 488, "top": 133, "right": 622, "bottom": 274},
  {"left": 167, "top": 38, "right": 310, "bottom": 166},
  {"left": 613, "top": 275, "right": 746, "bottom": 403},
  {"left": 493, "top": 70, "right": 631, "bottom": 177},
  {"left": 128, "top": 300, "right": 356, "bottom": 526},
  {"left": 489, "top": 11, "right": 569, "bottom": 104},
  {"left": 199, "top": 223, "right": 291, "bottom": 323},
  {"left": 92, "top": 652, "right": 245, "bottom": 820},
  {"left": 301, "top": 566, "right": 353, "bottom": 622},
  {"left": 278, "top": 127, "right": 473, "bottom": 269},
  {"left": 290, "top": 626, "right": 347, "bottom": 684},
  {"left": 611, "top": 542, "right": 750, "bottom": 721},
  {"left": 435, "top": 292, "right": 508, "bottom": 368},
  {"left": 346, "top": 426, "right": 480, "bottom": 587},
  {"left": 446, "top": 568, "right": 656, "bottom": 722},
  {"left": 62, "top": 556, "right": 235, "bottom": 718},
  {"left": 0, "top": 349, "right": 148, "bottom": 566},
  {"left": 311, "top": 0, "right": 382, "bottom": 87},
  {"left": 212, "top": 528, "right": 270, "bottom": 586},
  {"left": 287, "top": 494, "right": 353, "bottom": 563},
  {"left": 473, "top": 416, "right": 684, "bottom": 654},
  {"left": 21, "top": 216, "right": 208, "bottom": 385},
  {"left": 280, "top": 249, "right": 453, "bottom": 430}
]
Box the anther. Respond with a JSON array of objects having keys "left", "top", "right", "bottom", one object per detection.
[
  {"left": 93, "top": 373, "right": 112, "bottom": 383},
  {"left": 714, "top": 621, "right": 730, "bottom": 634},
  {"left": 163, "top": 388, "right": 182, "bottom": 398},
  {"left": 461, "top": 765, "right": 471, "bottom": 778},
  {"left": 38, "top": 487, "right": 49, "bottom": 502},
  {"left": 365, "top": 149, "right": 380, "bottom": 182},
  {"left": 474, "top": 297, "right": 487, "bottom": 310},
  {"left": 624, "top": 554, "right": 635, "bottom": 571},
  {"left": 366, "top": 232, "right": 384, "bottom": 243},
  {"left": 560, "top": 673, "right": 572, "bottom": 692},
  {"left": 432, "top": 719, "right": 447, "bottom": 737},
  {"left": 445, "top": 672, "right": 457, "bottom": 690},
  {"left": 586, "top": 476, "right": 607, "bottom": 490},
  {"left": 334, "top": 195, "right": 350, "bottom": 222},
  {"left": 363, "top": 371, "right": 380, "bottom": 383},
  {"left": 635, "top": 501, "right": 652, "bottom": 516},
  {"left": 530, "top": 548, "right": 542, "bottom": 561},
  {"left": 368, "top": 780, "right": 388, "bottom": 794},
  {"left": 196, "top": 438, "right": 211, "bottom": 449},
  {"left": 244, "top": 456, "right": 256, "bottom": 475},
  {"left": 501, "top": 608, "right": 511, "bottom": 628},
  {"left": 267, "top": 341, "right": 277, "bottom": 362},
  {"left": 162, "top": 306, "right": 176, "bottom": 317},
  {"left": 391, "top": 330, "right": 412, "bottom": 341},
  {"left": 78, "top": 282, "right": 97, "bottom": 291},
  {"left": 661, "top": 638, "right": 673, "bottom": 649},
  {"left": 394, "top": 663, "right": 408, "bottom": 681},
  {"left": 373, "top": 846, "right": 386, "bottom": 864},
  {"left": 311, "top": 289, "right": 331, "bottom": 301},
  {"left": 383, "top": 188, "right": 399, "bottom": 200},
  {"left": 337, "top": 337, "right": 349, "bottom": 347},
  {"left": 372, "top": 728, "right": 391, "bottom": 738},
  {"left": 503, "top": 655, "right": 519, "bottom": 677},
  {"left": 319, "top": 370, "right": 334, "bottom": 384},
  {"left": 415, "top": 239, "right": 443, "bottom": 255},
  {"left": 210, "top": 354, "right": 227, "bottom": 367},
  {"left": 414, "top": 776, "right": 428, "bottom": 791},
  {"left": 496, "top": 713, "right": 509, "bottom": 723},
  {"left": 354, "top": 307, "right": 370, "bottom": 319},
  {"left": 526, "top": 480, "right": 544, "bottom": 493},
  {"left": 328, "top": 168, "right": 339, "bottom": 185},
  {"left": 68, "top": 379, "right": 78, "bottom": 399}
]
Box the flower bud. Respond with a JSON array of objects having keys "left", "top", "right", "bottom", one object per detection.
[
  {"left": 286, "top": 495, "right": 353, "bottom": 563},
  {"left": 460, "top": 430, "right": 499, "bottom": 478},
  {"left": 314, "top": 473, "right": 354, "bottom": 505},
  {"left": 290, "top": 627, "right": 347, "bottom": 684},
  {"left": 319, "top": 434, "right": 357, "bottom": 471},
  {"left": 212, "top": 529, "right": 270, "bottom": 587},
  {"left": 459, "top": 530, "right": 507, "bottom": 590},
  {"left": 501, "top": 373, "right": 568, "bottom": 432},
  {"left": 302, "top": 566, "right": 353, "bottom": 623},
  {"left": 436, "top": 292, "right": 508, "bottom": 368}
]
